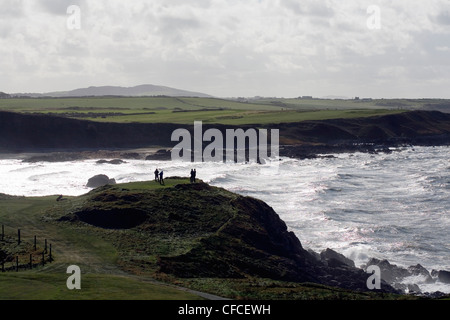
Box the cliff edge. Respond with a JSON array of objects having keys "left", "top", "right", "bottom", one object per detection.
[{"left": 54, "top": 179, "right": 397, "bottom": 295}]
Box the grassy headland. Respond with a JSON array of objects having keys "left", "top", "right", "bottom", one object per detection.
[{"left": 0, "top": 179, "right": 417, "bottom": 300}]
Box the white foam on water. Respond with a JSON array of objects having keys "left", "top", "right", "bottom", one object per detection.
[{"left": 0, "top": 146, "right": 449, "bottom": 292}]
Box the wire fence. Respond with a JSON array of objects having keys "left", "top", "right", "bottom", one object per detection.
[{"left": 1, "top": 224, "right": 54, "bottom": 272}]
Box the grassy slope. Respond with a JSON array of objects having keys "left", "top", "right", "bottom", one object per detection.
[
  {"left": 0, "top": 192, "right": 203, "bottom": 300},
  {"left": 0, "top": 273, "right": 200, "bottom": 300},
  {"left": 0, "top": 180, "right": 420, "bottom": 300}
]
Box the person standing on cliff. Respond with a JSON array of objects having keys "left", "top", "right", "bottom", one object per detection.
[
  {"left": 159, "top": 170, "right": 164, "bottom": 185},
  {"left": 154, "top": 168, "right": 159, "bottom": 182},
  {"left": 190, "top": 169, "right": 195, "bottom": 183},
  {"left": 193, "top": 169, "right": 196, "bottom": 183}
]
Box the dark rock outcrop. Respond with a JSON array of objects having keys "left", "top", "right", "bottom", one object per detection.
[
  {"left": 364, "top": 258, "right": 410, "bottom": 284},
  {"left": 320, "top": 248, "right": 355, "bottom": 268},
  {"left": 438, "top": 270, "right": 450, "bottom": 284},
  {"left": 362, "top": 258, "right": 450, "bottom": 294},
  {"left": 86, "top": 174, "right": 116, "bottom": 188},
  {"left": 0, "top": 111, "right": 180, "bottom": 152},
  {"left": 164, "top": 185, "right": 398, "bottom": 291},
  {"left": 145, "top": 149, "right": 171, "bottom": 160},
  {"left": 408, "top": 264, "right": 434, "bottom": 284},
  {"left": 96, "top": 159, "right": 125, "bottom": 165},
  {"left": 57, "top": 181, "right": 398, "bottom": 293}
]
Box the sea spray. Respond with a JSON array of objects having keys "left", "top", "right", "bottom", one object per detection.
[{"left": 0, "top": 146, "right": 449, "bottom": 293}]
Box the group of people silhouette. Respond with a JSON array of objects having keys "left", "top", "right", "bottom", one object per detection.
[
  {"left": 154, "top": 168, "right": 164, "bottom": 185},
  {"left": 153, "top": 168, "right": 197, "bottom": 185},
  {"left": 190, "top": 169, "right": 197, "bottom": 183}
]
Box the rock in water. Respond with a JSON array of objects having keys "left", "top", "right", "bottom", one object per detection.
[
  {"left": 364, "top": 258, "right": 410, "bottom": 284},
  {"left": 438, "top": 270, "right": 450, "bottom": 284},
  {"left": 86, "top": 174, "right": 116, "bottom": 188},
  {"left": 407, "top": 264, "right": 434, "bottom": 284},
  {"left": 96, "top": 159, "right": 125, "bottom": 165},
  {"left": 145, "top": 149, "right": 171, "bottom": 160}
]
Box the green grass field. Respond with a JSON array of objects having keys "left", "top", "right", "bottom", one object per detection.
[
  {"left": 0, "top": 96, "right": 425, "bottom": 125},
  {"left": 0, "top": 272, "right": 202, "bottom": 300},
  {"left": 0, "top": 188, "right": 203, "bottom": 300},
  {"left": 249, "top": 97, "right": 449, "bottom": 111}
]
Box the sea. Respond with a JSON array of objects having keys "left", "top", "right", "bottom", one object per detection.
[{"left": 0, "top": 145, "right": 449, "bottom": 293}]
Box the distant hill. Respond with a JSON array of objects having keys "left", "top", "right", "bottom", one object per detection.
[{"left": 12, "top": 84, "right": 212, "bottom": 98}]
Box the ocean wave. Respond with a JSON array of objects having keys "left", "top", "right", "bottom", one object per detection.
[
  {"left": 0, "top": 146, "right": 448, "bottom": 289},
  {"left": 7, "top": 164, "right": 45, "bottom": 173},
  {"left": 28, "top": 171, "right": 72, "bottom": 181}
]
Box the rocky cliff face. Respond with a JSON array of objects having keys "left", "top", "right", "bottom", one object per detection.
[
  {"left": 278, "top": 111, "right": 450, "bottom": 158},
  {"left": 1, "top": 110, "right": 449, "bottom": 154},
  {"left": 277, "top": 110, "right": 450, "bottom": 145},
  {"left": 159, "top": 190, "right": 386, "bottom": 292},
  {"left": 56, "top": 180, "right": 397, "bottom": 294},
  {"left": 0, "top": 111, "right": 179, "bottom": 151}
]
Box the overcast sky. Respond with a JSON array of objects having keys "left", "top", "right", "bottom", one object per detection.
[{"left": 1, "top": 0, "right": 449, "bottom": 98}]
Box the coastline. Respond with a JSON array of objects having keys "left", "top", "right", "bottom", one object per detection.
[
  {"left": 1, "top": 176, "right": 449, "bottom": 298},
  {"left": 1, "top": 110, "right": 450, "bottom": 299},
  {"left": 1, "top": 149, "right": 450, "bottom": 298},
  {"left": 1, "top": 110, "right": 449, "bottom": 162},
  {"left": 0, "top": 147, "right": 164, "bottom": 162},
  {"left": 2, "top": 138, "right": 448, "bottom": 163}
]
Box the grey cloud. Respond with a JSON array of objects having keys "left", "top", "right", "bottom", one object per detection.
[
  {"left": 159, "top": 15, "right": 202, "bottom": 31},
  {"left": 156, "top": 15, "right": 202, "bottom": 44},
  {"left": 38, "top": 0, "right": 85, "bottom": 15},
  {"left": 57, "top": 37, "right": 90, "bottom": 57},
  {"left": 432, "top": 11, "right": 450, "bottom": 25},
  {"left": 413, "top": 32, "right": 450, "bottom": 67},
  {"left": 281, "top": 0, "right": 334, "bottom": 17},
  {"left": 0, "top": 0, "right": 25, "bottom": 17},
  {"left": 2, "top": 0, "right": 449, "bottom": 98},
  {"left": 307, "top": 2, "right": 334, "bottom": 17},
  {"left": 0, "top": 22, "right": 14, "bottom": 38},
  {"left": 160, "top": 0, "right": 212, "bottom": 9}
]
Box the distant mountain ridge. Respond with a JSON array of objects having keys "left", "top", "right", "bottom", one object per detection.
[{"left": 12, "top": 84, "right": 212, "bottom": 98}]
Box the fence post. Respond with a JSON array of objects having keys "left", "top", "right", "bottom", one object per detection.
[
  {"left": 34, "top": 236, "right": 37, "bottom": 251},
  {"left": 18, "top": 229, "right": 21, "bottom": 245},
  {"left": 30, "top": 254, "right": 33, "bottom": 269},
  {"left": 44, "top": 239, "right": 47, "bottom": 254},
  {"left": 49, "top": 244, "right": 52, "bottom": 262}
]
